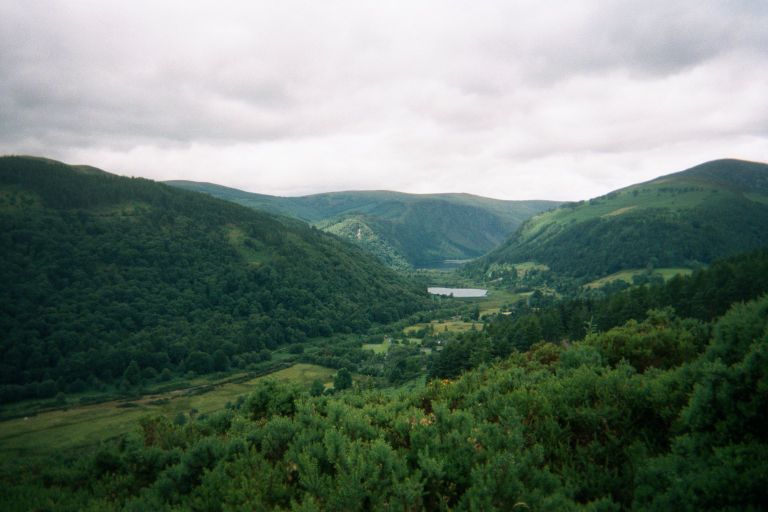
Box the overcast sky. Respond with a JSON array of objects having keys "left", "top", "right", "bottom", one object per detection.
[{"left": 1, "top": 1, "right": 767, "bottom": 200}]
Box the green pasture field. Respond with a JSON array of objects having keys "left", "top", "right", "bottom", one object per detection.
[
  {"left": 404, "top": 320, "right": 483, "bottom": 335},
  {"left": 362, "top": 338, "right": 392, "bottom": 354},
  {"left": 0, "top": 364, "right": 336, "bottom": 458},
  {"left": 0, "top": 369, "right": 258, "bottom": 422},
  {"left": 476, "top": 289, "right": 527, "bottom": 317},
  {"left": 363, "top": 337, "right": 426, "bottom": 354},
  {"left": 584, "top": 267, "right": 693, "bottom": 289}
]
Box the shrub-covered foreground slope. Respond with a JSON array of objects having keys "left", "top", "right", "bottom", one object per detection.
[
  {"left": 0, "top": 156, "right": 426, "bottom": 401},
  {"left": 2, "top": 293, "right": 765, "bottom": 510},
  {"left": 468, "top": 159, "right": 768, "bottom": 279},
  {"left": 167, "top": 182, "right": 558, "bottom": 268}
]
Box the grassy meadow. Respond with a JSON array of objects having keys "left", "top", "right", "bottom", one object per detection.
[
  {"left": 584, "top": 267, "right": 694, "bottom": 289},
  {"left": 362, "top": 338, "right": 393, "bottom": 354},
  {"left": 0, "top": 364, "right": 336, "bottom": 458},
  {"left": 475, "top": 288, "right": 527, "bottom": 317},
  {"left": 404, "top": 320, "right": 483, "bottom": 335}
]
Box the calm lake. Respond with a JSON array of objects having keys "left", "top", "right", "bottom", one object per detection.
[{"left": 428, "top": 287, "right": 488, "bottom": 298}]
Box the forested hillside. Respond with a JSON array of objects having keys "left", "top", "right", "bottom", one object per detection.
[
  {"left": 167, "top": 182, "right": 558, "bottom": 268},
  {"left": 2, "top": 258, "right": 765, "bottom": 510},
  {"left": 0, "top": 157, "right": 426, "bottom": 402},
  {"left": 467, "top": 159, "right": 768, "bottom": 279},
  {"left": 316, "top": 215, "right": 412, "bottom": 271}
]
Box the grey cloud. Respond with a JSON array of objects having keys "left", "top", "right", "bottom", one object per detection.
[
  {"left": 476, "top": 0, "right": 768, "bottom": 83},
  {"left": 0, "top": 0, "right": 766, "bottom": 200}
]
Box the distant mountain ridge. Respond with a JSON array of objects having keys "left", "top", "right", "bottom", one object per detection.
[
  {"left": 166, "top": 181, "right": 559, "bottom": 268},
  {"left": 466, "top": 158, "right": 768, "bottom": 280}
]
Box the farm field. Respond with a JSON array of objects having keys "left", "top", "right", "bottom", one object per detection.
[
  {"left": 584, "top": 267, "right": 694, "bottom": 289},
  {"left": 0, "top": 364, "right": 336, "bottom": 458},
  {"left": 363, "top": 337, "right": 427, "bottom": 355},
  {"left": 404, "top": 320, "right": 483, "bottom": 335},
  {"left": 0, "top": 370, "right": 254, "bottom": 422},
  {"left": 362, "top": 338, "right": 392, "bottom": 354},
  {"left": 476, "top": 289, "right": 527, "bottom": 317}
]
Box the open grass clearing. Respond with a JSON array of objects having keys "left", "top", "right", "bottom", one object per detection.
[
  {"left": 584, "top": 267, "right": 693, "bottom": 289},
  {"left": 476, "top": 289, "right": 528, "bottom": 317},
  {"left": 363, "top": 338, "right": 425, "bottom": 354},
  {"left": 264, "top": 363, "right": 336, "bottom": 384},
  {"left": 0, "top": 364, "right": 335, "bottom": 458},
  {"left": 0, "top": 370, "right": 255, "bottom": 422},
  {"left": 362, "top": 338, "right": 392, "bottom": 354},
  {"left": 225, "top": 224, "right": 269, "bottom": 264},
  {"left": 404, "top": 320, "right": 483, "bottom": 335}
]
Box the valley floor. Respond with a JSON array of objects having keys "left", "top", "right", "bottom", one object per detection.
[{"left": 0, "top": 364, "right": 336, "bottom": 458}]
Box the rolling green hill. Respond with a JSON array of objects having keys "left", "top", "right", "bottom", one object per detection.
[
  {"left": 467, "top": 159, "right": 768, "bottom": 280},
  {"left": 166, "top": 181, "right": 559, "bottom": 268},
  {"left": 0, "top": 156, "right": 426, "bottom": 401}
]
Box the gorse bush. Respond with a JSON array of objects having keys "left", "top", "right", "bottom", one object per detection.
[{"left": 3, "top": 294, "right": 766, "bottom": 510}]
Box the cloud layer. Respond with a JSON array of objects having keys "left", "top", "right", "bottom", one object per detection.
[{"left": 1, "top": 0, "right": 767, "bottom": 199}]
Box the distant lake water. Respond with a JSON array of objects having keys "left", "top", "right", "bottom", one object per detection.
[{"left": 428, "top": 287, "right": 488, "bottom": 298}]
